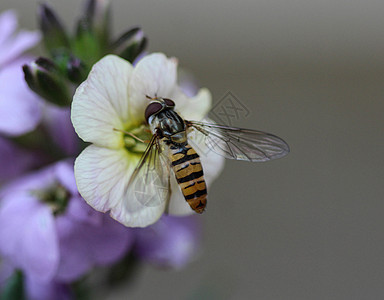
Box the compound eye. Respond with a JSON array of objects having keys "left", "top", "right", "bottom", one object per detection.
[
  {"left": 145, "top": 102, "right": 162, "bottom": 123},
  {"left": 163, "top": 98, "right": 175, "bottom": 107}
]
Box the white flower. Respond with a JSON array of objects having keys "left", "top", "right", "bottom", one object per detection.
[{"left": 71, "top": 53, "right": 224, "bottom": 227}]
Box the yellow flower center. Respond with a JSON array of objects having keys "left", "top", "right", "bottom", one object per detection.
[{"left": 123, "top": 124, "right": 152, "bottom": 154}]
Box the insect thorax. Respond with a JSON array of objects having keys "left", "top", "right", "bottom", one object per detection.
[{"left": 149, "top": 109, "right": 187, "bottom": 145}]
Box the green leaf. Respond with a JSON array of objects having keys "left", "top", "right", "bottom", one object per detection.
[{"left": 0, "top": 271, "right": 25, "bottom": 300}]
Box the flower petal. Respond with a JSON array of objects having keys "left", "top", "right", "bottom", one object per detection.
[
  {"left": 43, "top": 105, "right": 79, "bottom": 156},
  {"left": 25, "top": 275, "right": 72, "bottom": 300},
  {"left": 64, "top": 196, "right": 103, "bottom": 226},
  {"left": 177, "top": 68, "right": 199, "bottom": 97},
  {"left": 0, "top": 137, "right": 41, "bottom": 183},
  {"left": 0, "top": 30, "right": 41, "bottom": 67},
  {"left": 197, "top": 136, "right": 226, "bottom": 186},
  {"left": 0, "top": 193, "right": 37, "bottom": 261},
  {"left": 74, "top": 145, "right": 166, "bottom": 227},
  {"left": 0, "top": 162, "right": 59, "bottom": 198},
  {"left": 54, "top": 160, "right": 78, "bottom": 195},
  {"left": 55, "top": 213, "right": 132, "bottom": 281},
  {"left": 128, "top": 53, "right": 178, "bottom": 122},
  {"left": 71, "top": 55, "right": 133, "bottom": 149},
  {"left": 74, "top": 145, "right": 135, "bottom": 212},
  {"left": 0, "top": 58, "right": 43, "bottom": 136},
  {"left": 0, "top": 10, "right": 41, "bottom": 67},
  {"left": 0, "top": 10, "right": 17, "bottom": 46},
  {"left": 134, "top": 215, "right": 201, "bottom": 269},
  {"left": 174, "top": 87, "right": 212, "bottom": 121},
  {"left": 54, "top": 216, "right": 91, "bottom": 281},
  {"left": 21, "top": 203, "right": 59, "bottom": 282},
  {"left": 88, "top": 216, "right": 133, "bottom": 265},
  {"left": 0, "top": 193, "right": 59, "bottom": 282}
]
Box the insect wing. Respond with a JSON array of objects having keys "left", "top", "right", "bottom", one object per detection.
[
  {"left": 126, "top": 134, "right": 171, "bottom": 209},
  {"left": 186, "top": 121, "right": 290, "bottom": 162}
]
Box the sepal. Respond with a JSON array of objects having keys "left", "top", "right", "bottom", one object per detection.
[
  {"left": 82, "top": 0, "right": 111, "bottom": 47},
  {"left": 38, "top": 4, "right": 70, "bottom": 57},
  {"left": 23, "top": 57, "right": 72, "bottom": 107},
  {"left": 110, "top": 27, "right": 148, "bottom": 63}
]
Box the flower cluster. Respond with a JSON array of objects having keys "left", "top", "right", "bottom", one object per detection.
[
  {"left": 71, "top": 53, "right": 223, "bottom": 227},
  {"left": 0, "top": 1, "right": 223, "bottom": 299}
]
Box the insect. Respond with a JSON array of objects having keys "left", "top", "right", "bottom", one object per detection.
[{"left": 126, "top": 96, "right": 290, "bottom": 213}]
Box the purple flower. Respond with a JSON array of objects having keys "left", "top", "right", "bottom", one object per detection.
[
  {"left": 43, "top": 104, "right": 80, "bottom": 156},
  {"left": 0, "top": 137, "right": 42, "bottom": 183},
  {"left": 0, "top": 161, "right": 133, "bottom": 285},
  {"left": 0, "top": 10, "right": 40, "bottom": 68},
  {"left": 0, "top": 10, "right": 42, "bottom": 136},
  {"left": 25, "top": 276, "right": 72, "bottom": 300},
  {"left": 0, "top": 57, "right": 43, "bottom": 136},
  {"left": 134, "top": 215, "right": 202, "bottom": 269}
]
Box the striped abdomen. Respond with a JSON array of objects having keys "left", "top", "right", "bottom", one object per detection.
[{"left": 170, "top": 144, "right": 207, "bottom": 213}]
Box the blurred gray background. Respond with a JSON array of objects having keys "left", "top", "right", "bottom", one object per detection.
[{"left": 2, "top": 0, "right": 384, "bottom": 299}]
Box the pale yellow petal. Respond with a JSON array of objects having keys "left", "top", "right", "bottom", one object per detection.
[
  {"left": 71, "top": 55, "right": 133, "bottom": 149},
  {"left": 128, "top": 53, "right": 178, "bottom": 122},
  {"left": 174, "top": 88, "right": 212, "bottom": 121},
  {"left": 74, "top": 145, "right": 166, "bottom": 227}
]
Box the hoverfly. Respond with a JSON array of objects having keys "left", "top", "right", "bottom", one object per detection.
[{"left": 126, "top": 96, "right": 289, "bottom": 213}]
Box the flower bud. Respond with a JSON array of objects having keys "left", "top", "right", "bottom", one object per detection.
[
  {"left": 73, "top": 19, "right": 103, "bottom": 66},
  {"left": 72, "top": 0, "right": 111, "bottom": 65},
  {"left": 23, "top": 57, "right": 72, "bottom": 107},
  {"left": 38, "top": 4, "right": 70, "bottom": 57},
  {"left": 66, "top": 56, "right": 88, "bottom": 84},
  {"left": 110, "top": 27, "right": 148, "bottom": 63},
  {"left": 83, "top": 0, "right": 111, "bottom": 46}
]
